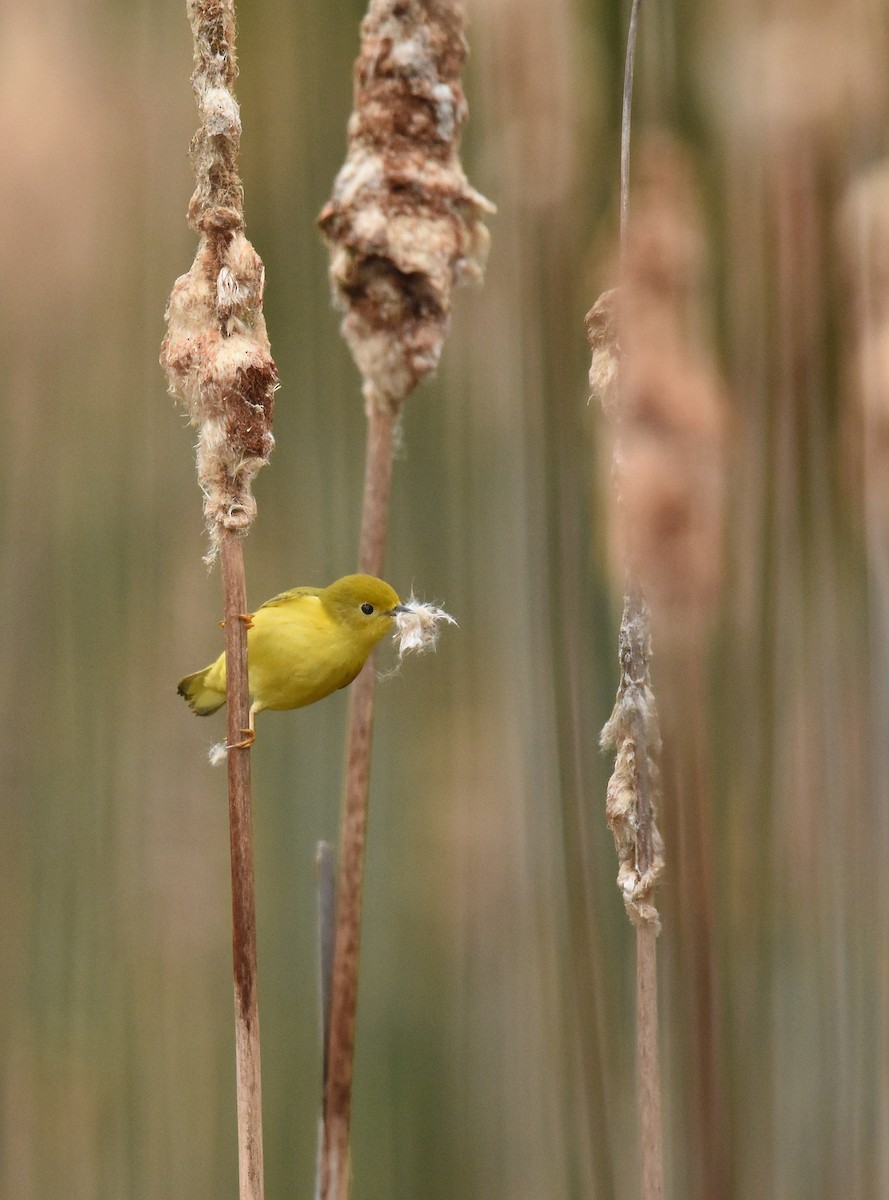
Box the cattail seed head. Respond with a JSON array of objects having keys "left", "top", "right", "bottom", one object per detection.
[
  {"left": 319, "top": 0, "right": 494, "bottom": 412},
  {"left": 707, "top": 5, "right": 887, "bottom": 154},
  {"left": 160, "top": 0, "right": 277, "bottom": 553},
  {"left": 588, "top": 133, "right": 729, "bottom": 645},
  {"left": 838, "top": 163, "right": 889, "bottom": 540},
  {"left": 599, "top": 593, "right": 665, "bottom": 929}
]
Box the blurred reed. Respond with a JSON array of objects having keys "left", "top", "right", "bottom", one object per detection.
[{"left": 594, "top": 129, "right": 730, "bottom": 1200}]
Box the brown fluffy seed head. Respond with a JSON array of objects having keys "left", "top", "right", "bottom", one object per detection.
[
  {"left": 616, "top": 341, "right": 728, "bottom": 627},
  {"left": 160, "top": 0, "right": 277, "bottom": 552},
  {"left": 707, "top": 5, "right": 887, "bottom": 154},
  {"left": 588, "top": 134, "right": 729, "bottom": 644},
  {"left": 161, "top": 225, "right": 277, "bottom": 537},
  {"left": 319, "top": 0, "right": 494, "bottom": 412},
  {"left": 600, "top": 595, "right": 665, "bottom": 929},
  {"left": 186, "top": 0, "right": 243, "bottom": 227},
  {"left": 837, "top": 163, "right": 889, "bottom": 535}
]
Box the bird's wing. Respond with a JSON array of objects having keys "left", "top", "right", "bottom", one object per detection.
[{"left": 256, "top": 586, "right": 323, "bottom": 611}]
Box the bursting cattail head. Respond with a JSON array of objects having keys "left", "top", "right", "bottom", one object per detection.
[
  {"left": 837, "top": 163, "right": 889, "bottom": 534},
  {"left": 162, "top": 215, "right": 276, "bottom": 540},
  {"left": 160, "top": 0, "right": 277, "bottom": 553},
  {"left": 599, "top": 592, "right": 665, "bottom": 929},
  {"left": 588, "top": 133, "right": 729, "bottom": 646},
  {"left": 319, "top": 0, "right": 494, "bottom": 411},
  {"left": 705, "top": 3, "right": 886, "bottom": 155}
]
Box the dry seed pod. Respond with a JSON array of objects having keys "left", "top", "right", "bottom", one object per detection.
[
  {"left": 160, "top": 0, "right": 277, "bottom": 552},
  {"left": 705, "top": 4, "right": 886, "bottom": 152},
  {"left": 319, "top": 0, "right": 494, "bottom": 412},
  {"left": 837, "top": 163, "right": 889, "bottom": 541},
  {"left": 599, "top": 593, "right": 665, "bottom": 929},
  {"left": 590, "top": 134, "right": 729, "bottom": 643}
]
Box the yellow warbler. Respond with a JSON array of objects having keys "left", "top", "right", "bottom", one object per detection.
[{"left": 177, "top": 574, "right": 409, "bottom": 742}]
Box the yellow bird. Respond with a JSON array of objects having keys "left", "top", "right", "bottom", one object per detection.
[{"left": 177, "top": 574, "right": 409, "bottom": 746}]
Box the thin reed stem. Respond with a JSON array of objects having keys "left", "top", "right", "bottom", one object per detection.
[
  {"left": 620, "top": 0, "right": 643, "bottom": 270},
  {"left": 316, "top": 3, "right": 489, "bottom": 1190},
  {"left": 618, "top": 2, "right": 665, "bottom": 1196},
  {"left": 316, "top": 841, "right": 337, "bottom": 1088},
  {"left": 161, "top": 0, "right": 274, "bottom": 1192},
  {"left": 321, "top": 400, "right": 398, "bottom": 1200},
  {"left": 357, "top": 400, "right": 399, "bottom": 578},
  {"left": 220, "top": 530, "right": 265, "bottom": 1200},
  {"left": 637, "top": 924, "right": 663, "bottom": 1200}
]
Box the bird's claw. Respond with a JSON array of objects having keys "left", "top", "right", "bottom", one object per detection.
[
  {"left": 219, "top": 613, "right": 255, "bottom": 630},
  {"left": 229, "top": 727, "right": 256, "bottom": 751}
]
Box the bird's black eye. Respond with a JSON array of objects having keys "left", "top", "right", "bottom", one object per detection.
[{"left": 361, "top": 602, "right": 374, "bottom": 615}]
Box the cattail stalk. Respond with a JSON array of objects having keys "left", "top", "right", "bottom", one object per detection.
[
  {"left": 221, "top": 531, "right": 265, "bottom": 1200},
  {"left": 321, "top": 397, "right": 398, "bottom": 1200},
  {"left": 317, "top": 3, "right": 491, "bottom": 1196},
  {"left": 598, "top": 593, "right": 665, "bottom": 1200},
  {"left": 589, "top": 2, "right": 666, "bottom": 1197},
  {"left": 160, "top": 1, "right": 276, "bottom": 1196}
]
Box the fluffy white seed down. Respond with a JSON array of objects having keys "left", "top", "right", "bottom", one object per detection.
[
  {"left": 392, "top": 597, "right": 457, "bottom": 657},
  {"left": 209, "top": 741, "right": 229, "bottom": 766}
]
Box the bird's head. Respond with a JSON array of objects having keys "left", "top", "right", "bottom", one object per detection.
[{"left": 321, "top": 574, "right": 410, "bottom": 644}]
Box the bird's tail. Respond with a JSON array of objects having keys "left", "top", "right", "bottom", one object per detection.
[{"left": 177, "top": 667, "right": 226, "bottom": 716}]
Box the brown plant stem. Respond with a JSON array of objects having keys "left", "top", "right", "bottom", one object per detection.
[
  {"left": 637, "top": 923, "right": 663, "bottom": 1200},
  {"left": 619, "top": 2, "right": 664, "bottom": 1197},
  {"left": 316, "top": 4, "right": 490, "bottom": 1191},
  {"left": 316, "top": 841, "right": 337, "bottom": 1088},
  {"left": 620, "top": 0, "right": 643, "bottom": 265},
  {"left": 321, "top": 398, "right": 399, "bottom": 1200},
  {"left": 220, "top": 530, "right": 265, "bottom": 1200},
  {"left": 619, "top": 3, "right": 665, "bottom": 1194},
  {"left": 161, "top": 0, "right": 273, "bottom": 1195}
]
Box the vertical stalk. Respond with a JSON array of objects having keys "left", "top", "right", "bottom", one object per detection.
[
  {"left": 220, "top": 530, "right": 265, "bottom": 1200},
  {"left": 316, "top": 3, "right": 491, "bottom": 1192},
  {"left": 618, "top": 5, "right": 665, "bottom": 1194},
  {"left": 637, "top": 924, "right": 663, "bottom": 1200},
  {"left": 590, "top": 2, "right": 665, "bottom": 1197},
  {"left": 356, "top": 400, "right": 399, "bottom": 577},
  {"left": 321, "top": 399, "right": 398, "bottom": 1200},
  {"left": 161, "top": 2, "right": 276, "bottom": 1192},
  {"left": 620, "top": 0, "right": 643, "bottom": 265}
]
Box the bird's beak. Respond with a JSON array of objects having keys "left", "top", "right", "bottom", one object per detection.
[{"left": 388, "top": 604, "right": 413, "bottom": 616}]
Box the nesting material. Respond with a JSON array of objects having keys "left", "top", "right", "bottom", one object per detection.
[
  {"left": 209, "top": 741, "right": 229, "bottom": 767},
  {"left": 393, "top": 596, "right": 457, "bottom": 657}
]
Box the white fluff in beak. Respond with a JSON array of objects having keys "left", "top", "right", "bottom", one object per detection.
[{"left": 392, "top": 596, "right": 457, "bottom": 657}]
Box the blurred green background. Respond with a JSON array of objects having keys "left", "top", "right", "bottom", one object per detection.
[{"left": 3, "top": 0, "right": 889, "bottom": 1196}]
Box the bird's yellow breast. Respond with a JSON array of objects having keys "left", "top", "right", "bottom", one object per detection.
[{"left": 242, "top": 594, "right": 377, "bottom": 712}]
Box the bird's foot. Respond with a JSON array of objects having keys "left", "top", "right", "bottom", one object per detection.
[
  {"left": 219, "top": 613, "right": 255, "bottom": 630},
  {"left": 229, "top": 727, "right": 256, "bottom": 750}
]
